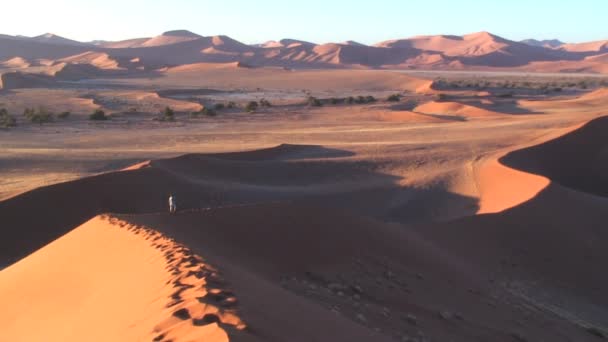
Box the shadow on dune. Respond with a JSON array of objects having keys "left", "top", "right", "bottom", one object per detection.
[
  {"left": 501, "top": 116, "right": 608, "bottom": 197},
  {"left": 0, "top": 143, "right": 478, "bottom": 266},
  {"left": 413, "top": 117, "right": 608, "bottom": 332}
]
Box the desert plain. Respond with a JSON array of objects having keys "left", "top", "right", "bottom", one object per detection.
[{"left": 1, "top": 30, "right": 608, "bottom": 342}]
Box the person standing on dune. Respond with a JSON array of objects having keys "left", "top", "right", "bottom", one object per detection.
[{"left": 168, "top": 194, "right": 177, "bottom": 214}]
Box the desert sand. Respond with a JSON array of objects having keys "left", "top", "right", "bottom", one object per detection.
[{"left": 1, "top": 29, "right": 608, "bottom": 341}]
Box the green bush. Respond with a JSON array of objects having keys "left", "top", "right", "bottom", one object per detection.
[
  {"left": 0, "top": 108, "right": 17, "bottom": 128},
  {"left": 245, "top": 101, "right": 259, "bottom": 112},
  {"left": 89, "top": 109, "right": 108, "bottom": 121},
  {"left": 24, "top": 107, "right": 54, "bottom": 124},
  {"left": 58, "top": 111, "right": 71, "bottom": 119},
  {"left": 163, "top": 107, "right": 175, "bottom": 120},
  {"left": 307, "top": 96, "right": 322, "bottom": 107},
  {"left": 192, "top": 106, "right": 217, "bottom": 117},
  {"left": 436, "top": 93, "right": 449, "bottom": 101},
  {"left": 260, "top": 98, "right": 272, "bottom": 107},
  {"left": 387, "top": 94, "right": 401, "bottom": 102}
]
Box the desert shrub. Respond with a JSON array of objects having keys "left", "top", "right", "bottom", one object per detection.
[
  {"left": 355, "top": 96, "right": 366, "bottom": 104},
  {"left": 227, "top": 101, "right": 237, "bottom": 109},
  {"left": 346, "top": 96, "right": 355, "bottom": 104},
  {"left": 245, "top": 101, "right": 259, "bottom": 112},
  {"left": 578, "top": 81, "right": 588, "bottom": 89},
  {"left": 24, "top": 107, "right": 54, "bottom": 124},
  {"left": 58, "top": 111, "right": 71, "bottom": 119},
  {"left": 600, "top": 79, "right": 608, "bottom": 87},
  {"left": 387, "top": 94, "right": 402, "bottom": 102},
  {"left": 307, "top": 96, "right": 322, "bottom": 107},
  {"left": 497, "top": 92, "right": 514, "bottom": 98},
  {"left": 329, "top": 97, "right": 341, "bottom": 105},
  {"left": 0, "top": 108, "right": 17, "bottom": 128},
  {"left": 259, "top": 98, "right": 272, "bottom": 107},
  {"left": 191, "top": 106, "right": 217, "bottom": 117},
  {"left": 214, "top": 103, "right": 225, "bottom": 110},
  {"left": 366, "top": 95, "right": 377, "bottom": 103},
  {"left": 89, "top": 109, "right": 108, "bottom": 121},
  {"left": 162, "top": 107, "right": 175, "bottom": 120},
  {"left": 436, "top": 93, "right": 449, "bottom": 101},
  {"left": 553, "top": 87, "right": 563, "bottom": 92}
]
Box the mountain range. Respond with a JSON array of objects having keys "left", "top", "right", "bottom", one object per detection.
[{"left": 0, "top": 30, "right": 606, "bottom": 74}]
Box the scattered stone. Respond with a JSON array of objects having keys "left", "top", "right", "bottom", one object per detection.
[
  {"left": 351, "top": 285, "right": 364, "bottom": 294},
  {"left": 439, "top": 310, "right": 453, "bottom": 320},
  {"left": 356, "top": 313, "right": 367, "bottom": 323},
  {"left": 382, "top": 307, "right": 391, "bottom": 317},
  {"left": 384, "top": 270, "right": 395, "bottom": 279},
  {"left": 406, "top": 314, "right": 418, "bottom": 326},
  {"left": 353, "top": 294, "right": 361, "bottom": 301},
  {"left": 416, "top": 273, "right": 424, "bottom": 280},
  {"left": 337, "top": 291, "right": 345, "bottom": 297}
]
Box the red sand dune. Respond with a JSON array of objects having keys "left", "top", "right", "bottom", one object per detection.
[
  {"left": 2, "top": 117, "right": 608, "bottom": 340},
  {"left": 414, "top": 101, "right": 500, "bottom": 119},
  {"left": 0, "top": 215, "right": 244, "bottom": 341},
  {"left": 2, "top": 31, "right": 607, "bottom": 72}
]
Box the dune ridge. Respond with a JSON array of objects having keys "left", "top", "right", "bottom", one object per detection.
[
  {"left": 1, "top": 31, "right": 607, "bottom": 72},
  {"left": 0, "top": 214, "right": 245, "bottom": 342}
]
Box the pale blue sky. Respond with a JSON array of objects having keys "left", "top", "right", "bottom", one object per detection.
[{"left": 1, "top": 0, "right": 606, "bottom": 44}]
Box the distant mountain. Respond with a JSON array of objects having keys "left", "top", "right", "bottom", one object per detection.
[
  {"left": 0, "top": 30, "right": 606, "bottom": 73},
  {"left": 521, "top": 39, "right": 564, "bottom": 48},
  {"left": 28, "top": 33, "right": 92, "bottom": 47}
]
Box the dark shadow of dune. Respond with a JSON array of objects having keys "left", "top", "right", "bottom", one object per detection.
[
  {"left": 411, "top": 118, "right": 608, "bottom": 335},
  {"left": 0, "top": 144, "right": 478, "bottom": 266},
  {"left": 501, "top": 116, "right": 608, "bottom": 197}
]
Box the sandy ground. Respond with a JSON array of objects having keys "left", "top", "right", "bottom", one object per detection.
[{"left": 1, "top": 68, "right": 608, "bottom": 341}]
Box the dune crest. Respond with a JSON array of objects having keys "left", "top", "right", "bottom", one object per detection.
[{"left": 0, "top": 215, "right": 245, "bottom": 342}]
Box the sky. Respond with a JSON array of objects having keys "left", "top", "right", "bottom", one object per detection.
[{"left": 1, "top": 0, "right": 606, "bottom": 44}]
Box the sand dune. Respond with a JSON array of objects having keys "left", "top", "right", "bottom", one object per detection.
[
  {"left": 1, "top": 31, "right": 607, "bottom": 72},
  {"left": 59, "top": 51, "right": 122, "bottom": 69},
  {"left": 501, "top": 116, "right": 608, "bottom": 197},
  {"left": 0, "top": 215, "right": 244, "bottom": 341},
  {"left": 560, "top": 40, "right": 608, "bottom": 53},
  {"left": 413, "top": 101, "right": 501, "bottom": 119},
  {"left": 140, "top": 30, "right": 203, "bottom": 47},
  {"left": 2, "top": 120, "right": 608, "bottom": 340},
  {"left": 0, "top": 57, "right": 30, "bottom": 68}
]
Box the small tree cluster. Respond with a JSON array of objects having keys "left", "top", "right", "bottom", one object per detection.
[
  {"left": 89, "top": 109, "right": 108, "bottom": 121},
  {"left": 355, "top": 95, "right": 376, "bottom": 104},
  {"left": 387, "top": 94, "right": 402, "bottom": 102},
  {"left": 0, "top": 108, "right": 17, "bottom": 128},
  {"left": 259, "top": 98, "right": 272, "bottom": 107},
  {"left": 245, "top": 101, "right": 259, "bottom": 112},
  {"left": 23, "top": 107, "right": 54, "bottom": 125},
  {"left": 191, "top": 106, "right": 217, "bottom": 117},
  {"left": 57, "top": 111, "right": 71, "bottom": 119},
  {"left": 155, "top": 107, "right": 175, "bottom": 122},
  {"left": 307, "top": 96, "right": 322, "bottom": 107},
  {"left": 436, "top": 93, "right": 449, "bottom": 101}
]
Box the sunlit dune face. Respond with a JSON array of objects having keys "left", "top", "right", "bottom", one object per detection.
[
  {"left": 0, "top": 215, "right": 245, "bottom": 342},
  {"left": 476, "top": 158, "right": 550, "bottom": 214}
]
